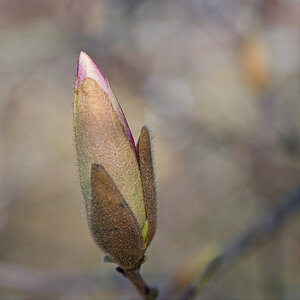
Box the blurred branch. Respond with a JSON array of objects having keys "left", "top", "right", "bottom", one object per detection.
[
  {"left": 180, "top": 185, "right": 300, "bottom": 300},
  {"left": 0, "top": 262, "right": 108, "bottom": 297},
  {"left": 0, "top": 262, "right": 159, "bottom": 299}
]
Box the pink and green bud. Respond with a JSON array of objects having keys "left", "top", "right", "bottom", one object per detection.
[{"left": 73, "top": 52, "right": 157, "bottom": 269}]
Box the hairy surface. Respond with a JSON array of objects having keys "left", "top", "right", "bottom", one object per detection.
[
  {"left": 74, "top": 78, "right": 146, "bottom": 229},
  {"left": 90, "top": 164, "right": 145, "bottom": 269},
  {"left": 137, "top": 127, "right": 157, "bottom": 247}
]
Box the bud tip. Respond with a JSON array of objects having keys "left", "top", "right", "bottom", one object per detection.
[{"left": 77, "top": 51, "right": 109, "bottom": 95}]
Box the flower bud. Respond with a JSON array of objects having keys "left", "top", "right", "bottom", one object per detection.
[{"left": 74, "top": 52, "right": 156, "bottom": 269}]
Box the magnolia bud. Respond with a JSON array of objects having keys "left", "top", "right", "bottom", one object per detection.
[{"left": 74, "top": 52, "right": 157, "bottom": 269}]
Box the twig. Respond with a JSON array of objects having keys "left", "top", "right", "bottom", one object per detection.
[
  {"left": 116, "top": 266, "right": 158, "bottom": 300},
  {"left": 0, "top": 262, "right": 157, "bottom": 299},
  {"left": 180, "top": 185, "right": 300, "bottom": 300},
  {"left": 0, "top": 262, "right": 108, "bottom": 296}
]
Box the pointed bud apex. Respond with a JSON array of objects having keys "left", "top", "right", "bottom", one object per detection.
[{"left": 77, "top": 51, "right": 109, "bottom": 94}]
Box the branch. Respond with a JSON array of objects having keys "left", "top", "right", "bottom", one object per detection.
[
  {"left": 116, "top": 267, "right": 158, "bottom": 300},
  {"left": 0, "top": 262, "right": 158, "bottom": 299},
  {"left": 180, "top": 185, "right": 300, "bottom": 300},
  {"left": 0, "top": 262, "right": 109, "bottom": 296}
]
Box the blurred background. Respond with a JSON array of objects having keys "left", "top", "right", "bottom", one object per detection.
[{"left": 1, "top": 0, "right": 300, "bottom": 299}]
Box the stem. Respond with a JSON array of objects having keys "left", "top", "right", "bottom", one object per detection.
[{"left": 116, "top": 267, "right": 158, "bottom": 300}]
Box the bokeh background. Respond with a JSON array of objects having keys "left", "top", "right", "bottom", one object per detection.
[{"left": 1, "top": 0, "right": 300, "bottom": 299}]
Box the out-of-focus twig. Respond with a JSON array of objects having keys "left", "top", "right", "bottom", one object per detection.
[
  {"left": 180, "top": 185, "right": 300, "bottom": 300},
  {"left": 0, "top": 262, "right": 108, "bottom": 297}
]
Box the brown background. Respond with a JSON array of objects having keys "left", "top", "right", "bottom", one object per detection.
[{"left": 0, "top": 0, "right": 300, "bottom": 299}]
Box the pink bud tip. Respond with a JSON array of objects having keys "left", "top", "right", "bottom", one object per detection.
[{"left": 77, "top": 51, "right": 109, "bottom": 95}]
